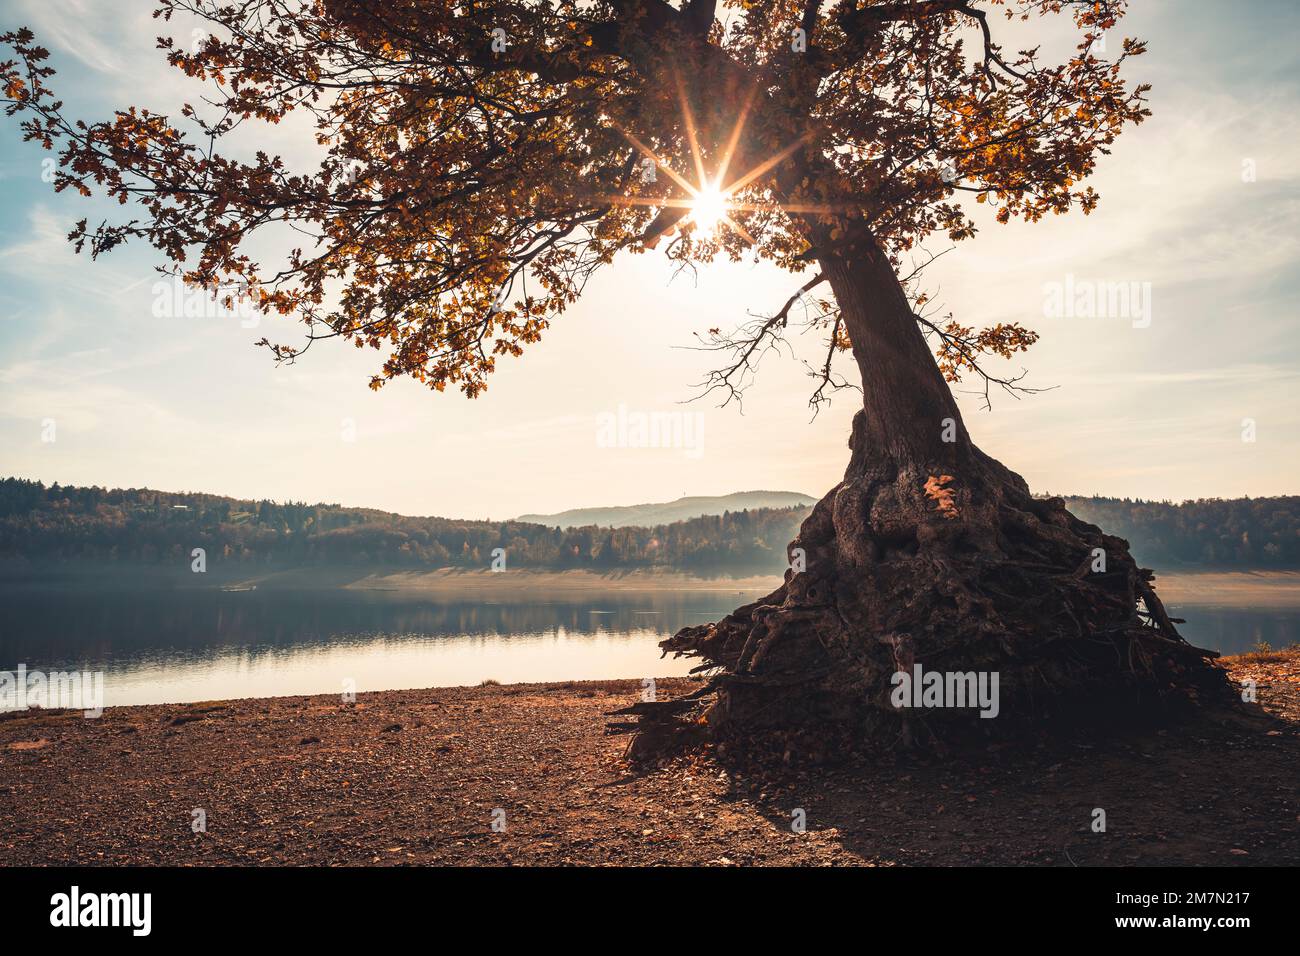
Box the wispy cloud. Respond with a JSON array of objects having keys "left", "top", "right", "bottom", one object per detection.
[{"left": 8, "top": 0, "right": 128, "bottom": 75}]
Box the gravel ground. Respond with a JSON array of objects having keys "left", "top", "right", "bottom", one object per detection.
[{"left": 1, "top": 652, "right": 1297, "bottom": 866}]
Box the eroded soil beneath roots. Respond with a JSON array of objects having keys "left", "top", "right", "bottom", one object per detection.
[{"left": 0, "top": 651, "right": 1297, "bottom": 866}]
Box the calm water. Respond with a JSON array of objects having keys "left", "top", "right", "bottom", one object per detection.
[
  {"left": 0, "top": 588, "right": 764, "bottom": 707},
  {"left": 0, "top": 587, "right": 1295, "bottom": 707}
]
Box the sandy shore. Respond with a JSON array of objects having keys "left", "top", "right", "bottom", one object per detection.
[
  {"left": 1153, "top": 570, "right": 1300, "bottom": 608},
  {"left": 8, "top": 566, "right": 1300, "bottom": 607},
  {"left": 2, "top": 651, "right": 1297, "bottom": 866},
  {"left": 221, "top": 567, "right": 1300, "bottom": 606},
  {"left": 333, "top": 568, "right": 784, "bottom": 594}
]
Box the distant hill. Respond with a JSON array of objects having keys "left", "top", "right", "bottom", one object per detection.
[{"left": 516, "top": 491, "right": 818, "bottom": 529}]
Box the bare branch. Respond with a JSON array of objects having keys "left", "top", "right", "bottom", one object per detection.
[{"left": 688, "top": 272, "right": 827, "bottom": 407}]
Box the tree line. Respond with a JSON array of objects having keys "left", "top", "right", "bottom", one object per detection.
[
  {"left": 1, "top": 479, "right": 1296, "bottom": 573},
  {"left": 1062, "top": 495, "right": 1299, "bottom": 569},
  {"left": 0, "top": 478, "right": 803, "bottom": 573}
]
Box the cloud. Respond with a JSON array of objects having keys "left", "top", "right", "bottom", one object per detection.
[
  {"left": 9, "top": 0, "right": 129, "bottom": 75},
  {"left": 0, "top": 205, "right": 154, "bottom": 302}
]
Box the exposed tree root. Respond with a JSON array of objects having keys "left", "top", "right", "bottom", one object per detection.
[{"left": 613, "top": 411, "right": 1238, "bottom": 764}]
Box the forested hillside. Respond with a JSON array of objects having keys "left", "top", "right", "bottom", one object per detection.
[
  {"left": 0, "top": 478, "right": 804, "bottom": 573},
  {"left": 1062, "top": 495, "right": 1300, "bottom": 569},
  {"left": 2, "top": 479, "right": 1296, "bottom": 574}
]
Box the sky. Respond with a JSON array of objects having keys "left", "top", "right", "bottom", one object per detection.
[{"left": 1, "top": 0, "right": 1297, "bottom": 520}]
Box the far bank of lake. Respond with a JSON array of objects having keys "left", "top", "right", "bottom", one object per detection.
[{"left": 128, "top": 565, "right": 1300, "bottom": 607}]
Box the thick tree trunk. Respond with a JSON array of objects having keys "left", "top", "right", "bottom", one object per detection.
[
  {"left": 820, "top": 241, "right": 971, "bottom": 465},
  {"left": 621, "top": 239, "right": 1235, "bottom": 762}
]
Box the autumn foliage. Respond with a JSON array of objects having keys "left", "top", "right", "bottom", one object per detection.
[{"left": 3, "top": 0, "right": 1148, "bottom": 402}]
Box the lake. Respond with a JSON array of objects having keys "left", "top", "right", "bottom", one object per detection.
[{"left": 1, "top": 586, "right": 1296, "bottom": 707}]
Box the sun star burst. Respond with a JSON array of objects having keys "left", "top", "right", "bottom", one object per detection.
[
  {"left": 599, "top": 72, "right": 836, "bottom": 250},
  {"left": 689, "top": 183, "right": 730, "bottom": 237}
]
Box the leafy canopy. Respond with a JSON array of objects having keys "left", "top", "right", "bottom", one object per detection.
[{"left": 1, "top": 0, "right": 1148, "bottom": 398}]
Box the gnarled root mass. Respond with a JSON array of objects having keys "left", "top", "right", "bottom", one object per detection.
[{"left": 614, "top": 412, "right": 1236, "bottom": 763}]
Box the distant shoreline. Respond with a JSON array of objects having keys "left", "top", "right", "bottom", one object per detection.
[
  {"left": 5, "top": 565, "right": 1300, "bottom": 607},
  {"left": 1154, "top": 570, "right": 1300, "bottom": 608},
  {"left": 313, "top": 567, "right": 782, "bottom": 593},
  {"left": 345, "top": 567, "right": 1300, "bottom": 606}
]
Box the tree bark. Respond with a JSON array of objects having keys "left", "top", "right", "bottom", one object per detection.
[
  {"left": 623, "top": 236, "right": 1235, "bottom": 762},
  {"left": 818, "top": 240, "right": 971, "bottom": 466}
]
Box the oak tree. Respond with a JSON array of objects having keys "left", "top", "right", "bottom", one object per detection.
[{"left": 2, "top": 0, "right": 1232, "bottom": 757}]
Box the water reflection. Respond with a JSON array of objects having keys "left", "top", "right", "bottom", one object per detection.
[
  {"left": 1168, "top": 605, "right": 1300, "bottom": 658},
  {"left": 0, "top": 588, "right": 759, "bottom": 706}
]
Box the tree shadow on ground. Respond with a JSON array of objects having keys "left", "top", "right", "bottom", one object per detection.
[{"left": 719, "top": 705, "right": 1299, "bottom": 865}]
